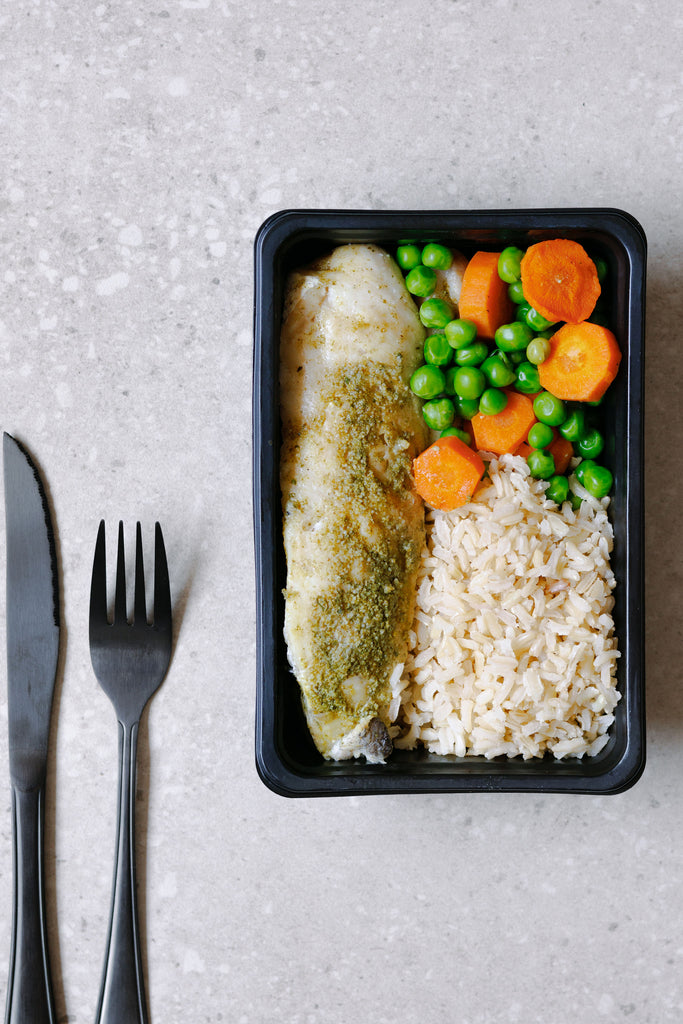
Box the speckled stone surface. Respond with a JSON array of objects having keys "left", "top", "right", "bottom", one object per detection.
[{"left": 0, "top": 1, "right": 681, "bottom": 1021}]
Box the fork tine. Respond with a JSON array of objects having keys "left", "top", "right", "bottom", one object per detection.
[
  {"left": 134, "top": 522, "right": 147, "bottom": 625},
  {"left": 114, "top": 521, "right": 127, "bottom": 624},
  {"left": 153, "top": 522, "right": 171, "bottom": 628},
  {"left": 90, "top": 519, "right": 108, "bottom": 625}
]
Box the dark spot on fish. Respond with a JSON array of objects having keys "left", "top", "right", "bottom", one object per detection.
[{"left": 361, "top": 717, "right": 392, "bottom": 761}]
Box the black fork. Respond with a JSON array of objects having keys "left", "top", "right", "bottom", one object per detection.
[{"left": 89, "top": 521, "right": 172, "bottom": 1024}]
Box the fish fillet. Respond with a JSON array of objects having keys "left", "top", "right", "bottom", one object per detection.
[{"left": 280, "top": 243, "right": 428, "bottom": 762}]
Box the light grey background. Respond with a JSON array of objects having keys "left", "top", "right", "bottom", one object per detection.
[{"left": 0, "top": 1, "right": 679, "bottom": 1022}]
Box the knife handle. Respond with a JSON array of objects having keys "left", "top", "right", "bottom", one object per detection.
[
  {"left": 5, "top": 785, "right": 56, "bottom": 1024},
  {"left": 95, "top": 721, "right": 148, "bottom": 1024}
]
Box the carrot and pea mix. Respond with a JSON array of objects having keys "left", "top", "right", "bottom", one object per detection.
[{"left": 397, "top": 237, "right": 620, "bottom": 512}]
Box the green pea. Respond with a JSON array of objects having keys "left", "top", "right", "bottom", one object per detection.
[
  {"left": 421, "top": 243, "right": 452, "bottom": 270},
  {"left": 527, "top": 422, "right": 554, "bottom": 449},
  {"left": 533, "top": 391, "right": 567, "bottom": 427},
  {"left": 508, "top": 350, "right": 526, "bottom": 365},
  {"left": 508, "top": 280, "right": 526, "bottom": 304},
  {"left": 524, "top": 306, "right": 556, "bottom": 332},
  {"left": 441, "top": 426, "right": 471, "bottom": 445},
  {"left": 479, "top": 388, "right": 508, "bottom": 416},
  {"left": 495, "top": 321, "right": 534, "bottom": 352},
  {"left": 454, "top": 395, "right": 480, "bottom": 419},
  {"left": 443, "top": 366, "right": 458, "bottom": 395},
  {"left": 454, "top": 341, "right": 489, "bottom": 366},
  {"left": 405, "top": 265, "right": 437, "bottom": 298},
  {"left": 422, "top": 397, "right": 455, "bottom": 431},
  {"left": 445, "top": 318, "right": 478, "bottom": 349},
  {"left": 527, "top": 449, "right": 555, "bottom": 479},
  {"left": 577, "top": 427, "right": 604, "bottom": 459},
  {"left": 514, "top": 361, "right": 541, "bottom": 395},
  {"left": 410, "top": 364, "right": 445, "bottom": 400},
  {"left": 582, "top": 462, "right": 613, "bottom": 499},
  {"left": 545, "top": 474, "right": 569, "bottom": 505},
  {"left": 497, "top": 246, "right": 525, "bottom": 284},
  {"left": 593, "top": 257, "right": 608, "bottom": 283},
  {"left": 516, "top": 302, "right": 532, "bottom": 323},
  {"left": 482, "top": 351, "right": 516, "bottom": 388},
  {"left": 396, "top": 244, "right": 422, "bottom": 272},
  {"left": 419, "top": 297, "right": 453, "bottom": 329},
  {"left": 526, "top": 337, "right": 551, "bottom": 365},
  {"left": 424, "top": 333, "right": 453, "bottom": 367},
  {"left": 574, "top": 459, "right": 597, "bottom": 485},
  {"left": 453, "top": 367, "right": 486, "bottom": 400},
  {"left": 559, "top": 408, "right": 587, "bottom": 442},
  {"left": 569, "top": 490, "right": 583, "bottom": 510}
]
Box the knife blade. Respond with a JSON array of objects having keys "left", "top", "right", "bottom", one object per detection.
[{"left": 3, "top": 432, "right": 60, "bottom": 1024}]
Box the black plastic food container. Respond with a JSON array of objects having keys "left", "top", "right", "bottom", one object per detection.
[{"left": 253, "top": 208, "right": 646, "bottom": 796}]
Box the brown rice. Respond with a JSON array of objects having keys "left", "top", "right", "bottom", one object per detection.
[{"left": 391, "top": 454, "right": 620, "bottom": 759}]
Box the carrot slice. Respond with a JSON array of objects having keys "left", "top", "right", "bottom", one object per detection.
[
  {"left": 549, "top": 433, "right": 574, "bottom": 474},
  {"left": 520, "top": 239, "right": 601, "bottom": 324},
  {"left": 470, "top": 391, "right": 537, "bottom": 455},
  {"left": 513, "top": 441, "right": 533, "bottom": 460},
  {"left": 413, "top": 436, "right": 485, "bottom": 511},
  {"left": 458, "top": 251, "right": 514, "bottom": 339},
  {"left": 538, "top": 322, "right": 621, "bottom": 401}
]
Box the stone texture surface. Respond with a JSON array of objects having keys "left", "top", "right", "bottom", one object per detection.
[{"left": 0, "top": 1, "right": 680, "bottom": 1021}]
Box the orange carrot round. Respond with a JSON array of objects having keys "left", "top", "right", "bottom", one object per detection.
[
  {"left": 413, "top": 435, "right": 485, "bottom": 511},
  {"left": 470, "top": 390, "right": 537, "bottom": 455},
  {"left": 520, "top": 239, "right": 601, "bottom": 324},
  {"left": 548, "top": 433, "right": 574, "bottom": 474},
  {"left": 458, "top": 251, "right": 514, "bottom": 339},
  {"left": 538, "top": 322, "right": 621, "bottom": 402},
  {"left": 513, "top": 441, "right": 533, "bottom": 461}
]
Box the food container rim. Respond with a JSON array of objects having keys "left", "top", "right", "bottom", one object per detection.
[{"left": 253, "top": 207, "right": 646, "bottom": 797}]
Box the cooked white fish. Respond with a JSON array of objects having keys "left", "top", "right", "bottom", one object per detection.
[
  {"left": 432, "top": 248, "right": 469, "bottom": 307},
  {"left": 280, "top": 243, "right": 428, "bottom": 762}
]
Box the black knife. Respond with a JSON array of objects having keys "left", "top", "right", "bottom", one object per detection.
[{"left": 3, "top": 433, "right": 60, "bottom": 1024}]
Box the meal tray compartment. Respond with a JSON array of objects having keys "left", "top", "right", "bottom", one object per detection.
[{"left": 253, "top": 208, "right": 646, "bottom": 796}]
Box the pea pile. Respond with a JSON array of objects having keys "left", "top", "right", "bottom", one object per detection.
[{"left": 397, "top": 241, "right": 614, "bottom": 506}]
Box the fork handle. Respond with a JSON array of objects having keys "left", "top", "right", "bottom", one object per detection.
[
  {"left": 95, "top": 721, "right": 148, "bottom": 1024},
  {"left": 5, "top": 784, "right": 56, "bottom": 1024}
]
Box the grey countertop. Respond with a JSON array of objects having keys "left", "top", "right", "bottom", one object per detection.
[{"left": 0, "top": 1, "right": 680, "bottom": 1022}]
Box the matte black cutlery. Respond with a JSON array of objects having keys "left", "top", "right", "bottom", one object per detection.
[
  {"left": 3, "top": 436, "right": 174, "bottom": 1023},
  {"left": 89, "top": 521, "right": 172, "bottom": 1024},
  {"left": 3, "top": 432, "right": 60, "bottom": 1024}
]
